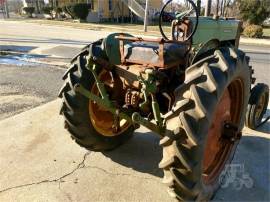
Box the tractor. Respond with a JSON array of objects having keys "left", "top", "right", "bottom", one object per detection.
[{"left": 58, "top": 0, "right": 269, "bottom": 201}]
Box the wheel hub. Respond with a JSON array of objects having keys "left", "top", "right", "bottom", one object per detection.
[
  {"left": 89, "top": 70, "right": 131, "bottom": 137},
  {"left": 222, "top": 122, "right": 242, "bottom": 143},
  {"left": 255, "top": 93, "right": 266, "bottom": 121}
]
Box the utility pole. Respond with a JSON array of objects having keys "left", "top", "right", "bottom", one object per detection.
[
  {"left": 204, "top": 0, "right": 212, "bottom": 16},
  {"left": 144, "top": 0, "right": 149, "bottom": 32}
]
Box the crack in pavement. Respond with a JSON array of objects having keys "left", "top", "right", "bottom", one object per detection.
[
  {"left": 0, "top": 151, "right": 160, "bottom": 194},
  {"left": 84, "top": 165, "right": 160, "bottom": 182},
  {"left": 0, "top": 152, "right": 91, "bottom": 194}
]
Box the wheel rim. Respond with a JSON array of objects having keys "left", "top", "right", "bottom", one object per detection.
[
  {"left": 202, "top": 79, "right": 244, "bottom": 185},
  {"left": 255, "top": 93, "right": 266, "bottom": 124},
  {"left": 89, "top": 70, "right": 131, "bottom": 137}
]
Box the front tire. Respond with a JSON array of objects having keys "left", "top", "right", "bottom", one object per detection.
[
  {"left": 160, "top": 47, "right": 251, "bottom": 201},
  {"left": 245, "top": 83, "right": 269, "bottom": 129}
]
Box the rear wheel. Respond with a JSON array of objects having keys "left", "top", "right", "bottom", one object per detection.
[
  {"left": 58, "top": 43, "right": 134, "bottom": 151},
  {"left": 160, "top": 47, "right": 251, "bottom": 200}
]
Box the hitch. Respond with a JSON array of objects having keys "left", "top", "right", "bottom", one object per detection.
[{"left": 132, "top": 112, "right": 165, "bottom": 137}]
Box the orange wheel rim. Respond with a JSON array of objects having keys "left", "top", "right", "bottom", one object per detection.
[
  {"left": 202, "top": 78, "right": 244, "bottom": 184},
  {"left": 89, "top": 70, "right": 131, "bottom": 137}
]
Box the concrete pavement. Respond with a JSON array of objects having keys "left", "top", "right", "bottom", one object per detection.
[
  {"left": 0, "top": 99, "right": 175, "bottom": 202},
  {"left": 0, "top": 99, "right": 269, "bottom": 201}
]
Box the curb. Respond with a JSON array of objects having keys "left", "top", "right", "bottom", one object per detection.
[{"left": 240, "top": 38, "right": 270, "bottom": 46}]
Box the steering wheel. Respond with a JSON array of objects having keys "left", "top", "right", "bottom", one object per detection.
[{"left": 159, "top": 0, "right": 199, "bottom": 42}]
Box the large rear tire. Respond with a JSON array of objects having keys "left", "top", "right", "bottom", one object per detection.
[
  {"left": 58, "top": 42, "right": 134, "bottom": 151},
  {"left": 160, "top": 47, "right": 251, "bottom": 201}
]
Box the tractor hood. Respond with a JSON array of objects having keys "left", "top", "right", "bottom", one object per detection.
[{"left": 192, "top": 17, "right": 241, "bottom": 47}]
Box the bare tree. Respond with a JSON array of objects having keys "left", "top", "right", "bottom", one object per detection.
[
  {"left": 220, "top": 0, "right": 224, "bottom": 15},
  {"left": 205, "top": 0, "right": 212, "bottom": 16},
  {"left": 4, "top": 0, "right": 9, "bottom": 18},
  {"left": 223, "top": 0, "right": 232, "bottom": 17},
  {"left": 216, "top": 0, "right": 220, "bottom": 16}
]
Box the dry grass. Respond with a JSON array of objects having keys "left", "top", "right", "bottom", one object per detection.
[{"left": 22, "top": 19, "right": 172, "bottom": 37}]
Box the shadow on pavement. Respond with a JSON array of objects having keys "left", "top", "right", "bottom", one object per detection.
[
  {"left": 256, "top": 109, "right": 270, "bottom": 134},
  {"left": 103, "top": 131, "right": 163, "bottom": 178},
  {"left": 40, "top": 45, "right": 81, "bottom": 58},
  {"left": 0, "top": 45, "right": 37, "bottom": 52},
  {"left": 104, "top": 131, "right": 269, "bottom": 201},
  {"left": 215, "top": 135, "right": 270, "bottom": 201}
]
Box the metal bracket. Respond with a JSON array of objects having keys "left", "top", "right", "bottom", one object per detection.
[
  {"left": 75, "top": 83, "right": 165, "bottom": 137},
  {"left": 132, "top": 112, "right": 165, "bottom": 137},
  {"left": 222, "top": 121, "right": 242, "bottom": 142},
  {"left": 86, "top": 60, "right": 111, "bottom": 107},
  {"left": 74, "top": 84, "right": 132, "bottom": 124},
  {"left": 138, "top": 69, "right": 163, "bottom": 127}
]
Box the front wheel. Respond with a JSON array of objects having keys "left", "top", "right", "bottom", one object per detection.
[
  {"left": 160, "top": 47, "right": 251, "bottom": 201},
  {"left": 245, "top": 83, "right": 269, "bottom": 129}
]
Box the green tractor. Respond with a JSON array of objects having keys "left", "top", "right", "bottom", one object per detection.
[{"left": 58, "top": 0, "right": 269, "bottom": 200}]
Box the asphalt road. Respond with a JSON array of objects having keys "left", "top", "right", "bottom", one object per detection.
[
  {"left": 245, "top": 51, "right": 270, "bottom": 86},
  {"left": 0, "top": 64, "right": 65, "bottom": 120}
]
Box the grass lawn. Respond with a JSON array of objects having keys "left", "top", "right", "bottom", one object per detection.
[{"left": 263, "top": 28, "right": 270, "bottom": 37}]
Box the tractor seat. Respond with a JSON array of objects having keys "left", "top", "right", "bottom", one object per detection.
[{"left": 123, "top": 42, "right": 188, "bottom": 67}]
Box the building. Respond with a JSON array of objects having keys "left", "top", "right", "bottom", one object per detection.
[{"left": 57, "top": 0, "right": 163, "bottom": 22}]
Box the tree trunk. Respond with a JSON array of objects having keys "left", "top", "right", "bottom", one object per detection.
[
  {"left": 36, "top": 0, "right": 40, "bottom": 14},
  {"left": 216, "top": 0, "right": 220, "bottom": 16},
  {"left": 4, "top": 0, "right": 9, "bottom": 18},
  {"left": 220, "top": 0, "right": 224, "bottom": 16},
  {"left": 205, "top": 0, "right": 212, "bottom": 16}
]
